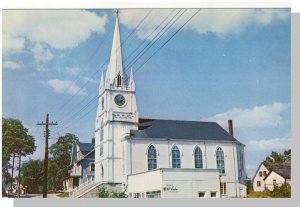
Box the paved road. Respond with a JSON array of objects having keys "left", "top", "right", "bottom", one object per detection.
[{"left": 16, "top": 193, "right": 61, "bottom": 198}]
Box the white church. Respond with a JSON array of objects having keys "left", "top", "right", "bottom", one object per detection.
[{"left": 70, "top": 12, "right": 247, "bottom": 198}]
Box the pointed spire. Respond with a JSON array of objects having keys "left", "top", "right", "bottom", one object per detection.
[
  {"left": 106, "top": 10, "right": 124, "bottom": 86},
  {"left": 129, "top": 67, "right": 135, "bottom": 90}
]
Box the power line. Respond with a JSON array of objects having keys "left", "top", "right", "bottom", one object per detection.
[
  {"left": 123, "top": 9, "right": 186, "bottom": 76},
  {"left": 50, "top": 26, "right": 115, "bottom": 120},
  {"left": 55, "top": 10, "right": 186, "bottom": 132},
  {"left": 54, "top": 10, "right": 179, "bottom": 131},
  {"left": 53, "top": 10, "right": 153, "bottom": 124},
  {"left": 55, "top": 9, "right": 196, "bottom": 135},
  {"left": 130, "top": 9, "right": 201, "bottom": 80}
]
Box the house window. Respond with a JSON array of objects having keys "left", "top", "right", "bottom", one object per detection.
[
  {"left": 257, "top": 181, "right": 261, "bottom": 187},
  {"left": 273, "top": 179, "right": 277, "bottom": 185},
  {"left": 194, "top": 146, "right": 203, "bottom": 168},
  {"left": 198, "top": 192, "right": 205, "bottom": 198},
  {"left": 216, "top": 147, "right": 225, "bottom": 174},
  {"left": 220, "top": 182, "right": 227, "bottom": 195},
  {"left": 147, "top": 145, "right": 157, "bottom": 170},
  {"left": 259, "top": 171, "right": 262, "bottom": 177},
  {"left": 210, "top": 192, "right": 217, "bottom": 197},
  {"left": 90, "top": 163, "right": 95, "bottom": 172},
  {"left": 263, "top": 171, "right": 267, "bottom": 176},
  {"left": 172, "top": 145, "right": 181, "bottom": 168}
]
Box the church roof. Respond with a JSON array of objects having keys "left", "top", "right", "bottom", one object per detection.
[{"left": 130, "top": 118, "right": 238, "bottom": 142}]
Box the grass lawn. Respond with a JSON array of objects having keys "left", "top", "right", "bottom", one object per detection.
[
  {"left": 247, "top": 190, "right": 270, "bottom": 198},
  {"left": 57, "top": 192, "right": 69, "bottom": 198}
]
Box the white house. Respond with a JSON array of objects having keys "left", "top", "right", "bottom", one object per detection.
[
  {"left": 252, "top": 163, "right": 291, "bottom": 192},
  {"left": 252, "top": 163, "right": 270, "bottom": 192},
  {"left": 70, "top": 12, "right": 247, "bottom": 198},
  {"left": 264, "top": 166, "right": 291, "bottom": 191}
]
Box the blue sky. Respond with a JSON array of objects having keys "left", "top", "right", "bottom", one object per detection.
[{"left": 2, "top": 9, "right": 290, "bottom": 177}]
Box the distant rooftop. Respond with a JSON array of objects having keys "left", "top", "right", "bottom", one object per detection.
[{"left": 77, "top": 142, "right": 94, "bottom": 154}]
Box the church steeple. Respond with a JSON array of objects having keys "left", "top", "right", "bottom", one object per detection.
[{"left": 105, "top": 10, "right": 124, "bottom": 87}]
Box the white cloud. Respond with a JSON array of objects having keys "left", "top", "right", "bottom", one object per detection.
[
  {"left": 82, "top": 76, "right": 97, "bottom": 83},
  {"left": 201, "top": 102, "right": 289, "bottom": 128},
  {"left": 3, "top": 10, "right": 107, "bottom": 49},
  {"left": 247, "top": 137, "right": 291, "bottom": 152},
  {"left": 65, "top": 67, "right": 81, "bottom": 75},
  {"left": 31, "top": 44, "right": 54, "bottom": 63},
  {"left": 3, "top": 61, "right": 23, "bottom": 70},
  {"left": 47, "top": 79, "right": 87, "bottom": 96},
  {"left": 119, "top": 9, "right": 289, "bottom": 39},
  {"left": 2, "top": 33, "right": 25, "bottom": 55}
]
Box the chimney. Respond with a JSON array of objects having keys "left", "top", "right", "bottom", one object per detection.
[
  {"left": 228, "top": 120, "right": 233, "bottom": 136},
  {"left": 91, "top": 138, "right": 95, "bottom": 144}
]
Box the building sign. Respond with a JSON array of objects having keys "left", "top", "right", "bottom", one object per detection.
[{"left": 163, "top": 184, "right": 178, "bottom": 192}]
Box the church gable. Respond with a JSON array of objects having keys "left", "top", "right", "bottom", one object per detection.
[{"left": 130, "top": 118, "right": 238, "bottom": 142}]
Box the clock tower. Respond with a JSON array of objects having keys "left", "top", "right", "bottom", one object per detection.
[{"left": 94, "top": 12, "right": 139, "bottom": 190}]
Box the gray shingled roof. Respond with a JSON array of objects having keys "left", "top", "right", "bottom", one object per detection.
[
  {"left": 78, "top": 142, "right": 94, "bottom": 153},
  {"left": 130, "top": 118, "right": 237, "bottom": 142},
  {"left": 264, "top": 165, "right": 291, "bottom": 180}
]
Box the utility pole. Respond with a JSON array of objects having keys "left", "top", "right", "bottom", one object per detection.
[{"left": 37, "top": 114, "right": 57, "bottom": 198}]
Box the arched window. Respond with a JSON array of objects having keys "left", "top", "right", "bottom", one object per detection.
[
  {"left": 216, "top": 147, "right": 225, "bottom": 174},
  {"left": 172, "top": 146, "right": 181, "bottom": 168},
  {"left": 147, "top": 145, "right": 157, "bottom": 170},
  {"left": 194, "top": 146, "right": 203, "bottom": 168},
  {"left": 116, "top": 74, "right": 122, "bottom": 87}
]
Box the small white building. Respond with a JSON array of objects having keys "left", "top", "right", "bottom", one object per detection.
[
  {"left": 252, "top": 163, "right": 291, "bottom": 192},
  {"left": 127, "top": 168, "right": 220, "bottom": 198}
]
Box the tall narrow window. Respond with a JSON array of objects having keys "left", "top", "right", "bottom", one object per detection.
[
  {"left": 100, "top": 121, "right": 104, "bottom": 156},
  {"left": 172, "top": 146, "right": 181, "bottom": 168},
  {"left": 216, "top": 147, "right": 225, "bottom": 174},
  {"left": 194, "top": 146, "right": 203, "bottom": 168},
  {"left": 101, "top": 164, "right": 104, "bottom": 180},
  {"left": 220, "top": 182, "right": 227, "bottom": 195},
  {"left": 147, "top": 145, "right": 157, "bottom": 170},
  {"left": 116, "top": 74, "right": 122, "bottom": 87}
]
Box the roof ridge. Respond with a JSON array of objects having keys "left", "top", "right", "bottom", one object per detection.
[{"left": 139, "top": 117, "right": 218, "bottom": 124}]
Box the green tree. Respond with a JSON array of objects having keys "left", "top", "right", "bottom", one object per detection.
[
  {"left": 268, "top": 183, "right": 291, "bottom": 198},
  {"left": 20, "top": 159, "right": 44, "bottom": 193},
  {"left": 2, "top": 118, "right": 36, "bottom": 187},
  {"left": 263, "top": 149, "right": 291, "bottom": 165},
  {"left": 48, "top": 133, "right": 78, "bottom": 192}
]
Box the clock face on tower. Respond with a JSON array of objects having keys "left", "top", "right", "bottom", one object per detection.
[{"left": 114, "top": 94, "right": 126, "bottom": 106}]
